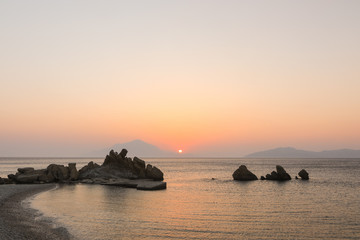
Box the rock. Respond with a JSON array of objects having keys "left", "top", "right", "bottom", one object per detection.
[
  {"left": 145, "top": 164, "right": 164, "bottom": 181},
  {"left": 14, "top": 169, "right": 47, "bottom": 184},
  {"left": 119, "top": 148, "right": 128, "bottom": 158},
  {"left": 298, "top": 169, "right": 309, "bottom": 180},
  {"left": 8, "top": 174, "right": 16, "bottom": 181},
  {"left": 260, "top": 176, "right": 265, "bottom": 180},
  {"left": 232, "top": 165, "right": 258, "bottom": 181},
  {"left": 133, "top": 157, "right": 146, "bottom": 178},
  {"left": 78, "top": 161, "right": 101, "bottom": 179},
  {"left": 80, "top": 179, "right": 94, "bottom": 184},
  {"left": 133, "top": 157, "right": 146, "bottom": 169},
  {"left": 3, "top": 178, "right": 13, "bottom": 184},
  {"left": 264, "top": 166, "right": 291, "bottom": 181},
  {"left": 47, "top": 164, "right": 70, "bottom": 181},
  {"left": 5, "top": 149, "right": 166, "bottom": 190},
  {"left": 102, "top": 150, "right": 119, "bottom": 166},
  {"left": 68, "top": 163, "right": 79, "bottom": 181},
  {"left": 92, "top": 178, "right": 109, "bottom": 184},
  {"left": 95, "top": 150, "right": 163, "bottom": 181},
  {"left": 102, "top": 178, "right": 167, "bottom": 191},
  {"left": 265, "top": 171, "right": 279, "bottom": 180},
  {"left": 295, "top": 176, "right": 298, "bottom": 179},
  {"left": 137, "top": 181, "right": 166, "bottom": 191},
  {"left": 17, "top": 167, "right": 35, "bottom": 174},
  {"left": 102, "top": 179, "right": 138, "bottom": 188},
  {"left": 275, "top": 165, "right": 291, "bottom": 180},
  {"left": 15, "top": 173, "right": 39, "bottom": 183}
]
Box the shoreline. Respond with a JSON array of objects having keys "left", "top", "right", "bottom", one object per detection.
[{"left": 0, "top": 184, "right": 74, "bottom": 240}]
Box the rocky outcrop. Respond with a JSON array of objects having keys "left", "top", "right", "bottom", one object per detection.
[
  {"left": 298, "top": 169, "right": 309, "bottom": 180},
  {"left": 2, "top": 149, "right": 165, "bottom": 191},
  {"left": 264, "top": 165, "right": 291, "bottom": 181},
  {"left": 79, "top": 149, "right": 164, "bottom": 181},
  {"left": 232, "top": 165, "right": 258, "bottom": 181},
  {"left": 8, "top": 163, "right": 79, "bottom": 184}
]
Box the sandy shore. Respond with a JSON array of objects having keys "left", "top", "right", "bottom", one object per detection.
[{"left": 0, "top": 184, "right": 74, "bottom": 240}]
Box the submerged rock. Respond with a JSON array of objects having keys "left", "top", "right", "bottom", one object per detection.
[
  {"left": 232, "top": 165, "right": 258, "bottom": 181},
  {"left": 298, "top": 169, "right": 309, "bottom": 180}
]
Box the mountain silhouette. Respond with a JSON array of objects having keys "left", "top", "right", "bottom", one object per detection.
[
  {"left": 90, "top": 139, "right": 176, "bottom": 158},
  {"left": 245, "top": 147, "right": 360, "bottom": 158}
]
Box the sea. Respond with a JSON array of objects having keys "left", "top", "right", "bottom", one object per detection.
[{"left": 1, "top": 157, "right": 360, "bottom": 240}]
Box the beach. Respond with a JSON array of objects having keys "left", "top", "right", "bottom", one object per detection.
[{"left": 0, "top": 184, "right": 72, "bottom": 240}]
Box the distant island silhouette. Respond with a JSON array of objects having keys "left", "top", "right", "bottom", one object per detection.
[
  {"left": 89, "top": 141, "right": 360, "bottom": 158},
  {"left": 244, "top": 147, "right": 360, "bottom": 158}
]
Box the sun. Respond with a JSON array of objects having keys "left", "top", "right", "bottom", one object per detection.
[{"left": 178, "top": 149, "right": 183, "bottom": 154}]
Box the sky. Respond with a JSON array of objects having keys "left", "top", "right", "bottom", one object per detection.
[{"left": 1, "top": 0, "right": 360, "bottom": 157}]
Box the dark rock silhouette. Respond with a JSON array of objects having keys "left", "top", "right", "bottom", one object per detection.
[
  {"left": 232, "top": 165, "right": 258, "bottom": 181},
  {"left": 298, "top": 169, "right": 309, "bottom": 180},
  {"left": 264, "top": 165, "right": 291, "bottom": 181},
  {"left": 79, "top": 149, "right": 164, "bottom": 181},
  {"left": 78, "top": 161, "right": 101, "bottom": 179},
  {"left": 17, "top": 167, "right": 35, "bottom": 174},
  {"left": 3, "top": 149, "right": 166, "bottom": 190},
  {"left": 68, "top": 163, "right": 79, "bottom": 180}
]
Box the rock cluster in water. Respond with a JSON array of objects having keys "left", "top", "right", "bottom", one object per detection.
[
  {"left": 0, "top": 149, "right": 166, "bottom": 191},
  {"left": 232, "top": 165, "right": 310, "bottom": 181},
  {"left": 262, "top": 165, "right": 292, "bottom": 181}
]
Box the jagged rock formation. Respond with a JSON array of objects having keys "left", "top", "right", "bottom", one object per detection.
[
  {"left": 298, "top": 169, "right": 309, "bottom": 180},
  {"left": 264, "top": 165, "right": 291, "bottom": 181},
  {"left": 78, "top": 149, "right": 164, "bottom": 181},
  {"left": 232, "top": 165, "right": 258, "bottom": 181},
  {"left": 2, "top": 149, "right": 166, "bottom": 191}
]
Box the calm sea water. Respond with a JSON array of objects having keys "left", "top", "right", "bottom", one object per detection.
[{"left": 1, "top": 158, "right": 360, "bottom": 239}]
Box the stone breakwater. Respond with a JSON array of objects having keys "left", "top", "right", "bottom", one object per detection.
[
  {"left": 233, "top": 165, "right": 309, "bottom": 181},
  {"left": 0, "top": 149, "right": 166, "bottom": 191}
]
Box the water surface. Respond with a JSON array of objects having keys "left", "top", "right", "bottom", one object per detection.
[{"left": 2, "top": 158, "right": 360, "bottom": 239}]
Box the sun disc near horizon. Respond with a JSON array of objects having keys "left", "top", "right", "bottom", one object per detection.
[{"left": 178, "top": 149, "right": 183, "bottom": 154}]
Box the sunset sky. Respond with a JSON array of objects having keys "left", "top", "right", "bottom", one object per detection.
[{"left": 1, "top": 0, "right": 359, "bottom": 157}]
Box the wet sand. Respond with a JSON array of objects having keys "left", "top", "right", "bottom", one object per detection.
[{"left": 0, "top": 184, "right": 74, "bottom": 240}]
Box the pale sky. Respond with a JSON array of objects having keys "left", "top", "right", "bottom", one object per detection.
[{"left": 1, "top": 0, "right": 359, "bottom": 157}]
